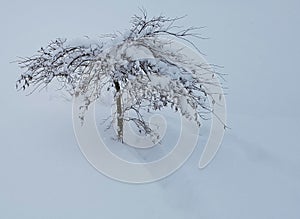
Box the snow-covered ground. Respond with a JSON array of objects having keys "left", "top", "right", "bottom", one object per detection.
[{"left": 1, "top": 0, "right": 299, "bottom": 218}]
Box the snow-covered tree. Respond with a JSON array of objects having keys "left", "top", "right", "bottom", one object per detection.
[{"left": 16, "top": 10, "right": 225, "bottom": 142}]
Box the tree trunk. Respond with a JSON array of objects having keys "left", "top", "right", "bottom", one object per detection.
[{"left": 114, "top": 81, "right": 123, "bottom": 142}]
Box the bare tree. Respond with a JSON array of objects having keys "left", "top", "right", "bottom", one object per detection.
[{"left": 16, "top": 10, "right": 225, "bottom": 142}]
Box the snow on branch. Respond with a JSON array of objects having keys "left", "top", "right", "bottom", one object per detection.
[{"left": 16, "top": 10, "right": 225, "bottom": 140}]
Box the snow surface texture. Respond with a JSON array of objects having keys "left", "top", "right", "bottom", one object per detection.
[{"left": 1, "top": 0, "right": 300, "bottom": 218}]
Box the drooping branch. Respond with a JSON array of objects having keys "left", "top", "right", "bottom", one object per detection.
[{"left": 16, "top": 38, "right": 103, "bottom": 95}]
